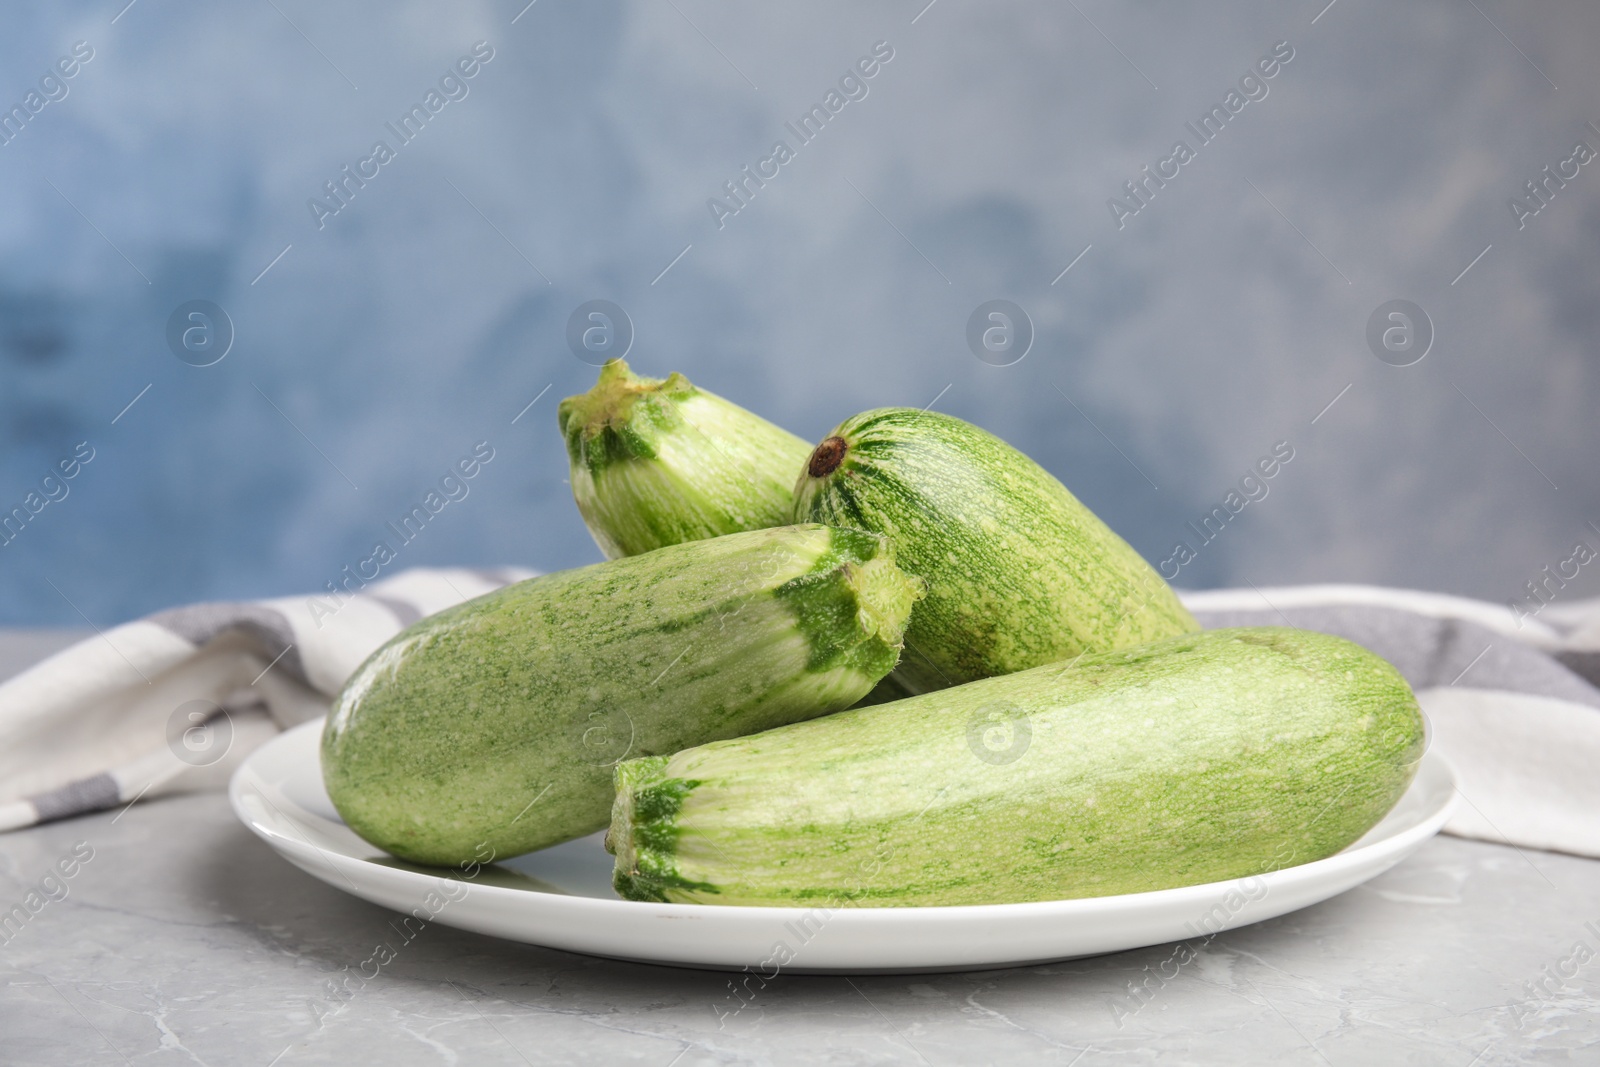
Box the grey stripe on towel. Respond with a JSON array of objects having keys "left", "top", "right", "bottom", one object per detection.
[
  {"left": 29, "top": 773, "right": 121, "bottom": 822},
  {"left": 364, "top": 595, "right": 423, "bottom": 627},
  {"left": 149, "top": 602, "right": 310, "bottom": 685},
  {"left": 470, "top": 567, "right": 529, "bottom": 590}
]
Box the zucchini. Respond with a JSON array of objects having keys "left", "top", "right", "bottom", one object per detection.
[
  {"left": 322, "top": 524, "right": 922, "bottom": 866},
  {"left": 608, "top": 627, "right": 1425, "bottom": 906},
  {"left": 558, "top": 359, "right": 813, "bottom": 558},
  {"left": 793, "top": 408, "right": 1198, "bottom": 692}
]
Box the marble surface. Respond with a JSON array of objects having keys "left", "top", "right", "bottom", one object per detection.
[{"left": 2, "top": 632, "right": 1597, "bottom": 1065}]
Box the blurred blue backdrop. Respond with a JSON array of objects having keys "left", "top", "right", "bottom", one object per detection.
[{"left": 2, "top": 0, "right": 1596, "bottom": 624}]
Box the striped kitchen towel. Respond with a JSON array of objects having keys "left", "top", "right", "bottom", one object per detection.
[
  {"left": 2, "top": 577, "right": 1597, "bottom": 859},
  {"left": 0, "top": 567, "right": 532, "bottom": 833}
]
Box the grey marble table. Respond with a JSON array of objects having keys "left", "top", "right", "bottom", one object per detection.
[{"left": 1, "top": 631, "right": 1596, "bottom": 1066}]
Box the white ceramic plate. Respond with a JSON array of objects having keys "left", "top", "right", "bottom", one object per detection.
[{"left": 230, "top": 719, "right": 1456, "bottom": 974}]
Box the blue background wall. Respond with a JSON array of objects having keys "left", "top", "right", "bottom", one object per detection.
[{"left": 2, "top": 0, "right": 1597, "bottom": 624}]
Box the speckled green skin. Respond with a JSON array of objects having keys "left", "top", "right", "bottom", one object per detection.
[
  {"left": 793, "top": 408, "right": 1199, "bottom": 693},
  {"left": 322, "top": 525, "right": 921, "bottom": 866},
  {"left": 558, "top": 360, "right": 814, "bottom": 559},
  {"left": 609, "top": 628, "right": 1425, "bottom": 906}
]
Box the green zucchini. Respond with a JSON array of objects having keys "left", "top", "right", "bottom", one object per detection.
[
  {"left": 558, "top": 359, "right": 813, "bottom": 558},
  {"left": 322, "top": 524, "right": 922, "bottom": 866},
  {"left": 608, "top": 627, "right": 1425, "bottom": 906},
  {"left": 793, "top": 407, "right": 1198, "bottom": 692}
]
